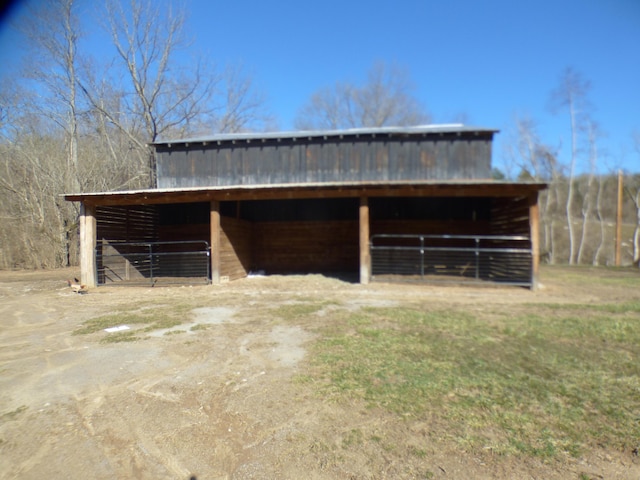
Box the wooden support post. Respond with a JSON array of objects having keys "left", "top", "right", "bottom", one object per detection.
[
  {"left": 210, "top": 200, "right": 221, "bottom": 284},
  {"left": 359, "top": 197, "right": 371, "bottom": 284},
  {"left": 615, "top": 170, "right": 623, "bottom": 266},
  {"left": 79, "top": 202, "right": 97, "bottom": 288},
  {"left": 529, "top": 193, "right": 540, "bottom": 291}
]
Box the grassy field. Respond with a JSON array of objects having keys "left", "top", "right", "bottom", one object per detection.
[{"left": 291, "top": 270, "right": 640, "bottom": 460}]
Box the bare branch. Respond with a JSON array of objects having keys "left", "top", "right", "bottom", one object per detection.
[{"left": 294, "top": 61, "right": 430, "bottom": 130}]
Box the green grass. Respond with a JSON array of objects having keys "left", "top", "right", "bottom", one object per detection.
[
  {"left": 163, "top": 329, "right": 185, "bottom": 336},
  {"left": 270, "top": 299, "right": 336, "bottom": 321},
  {"left": 542, "top": 265, "right": 640, "bottom": 288},
  {"left": 306, "top": 302, "right": 640, "bottom": 458},
  {"left": 100, "top": 330, "right": 140, "bottom": 344},
  {"left": 73, "top": 302, "right": 199, "bottom": 341},
  {"left": 190, "top": 323, "right": 210, "bottom": 331}
]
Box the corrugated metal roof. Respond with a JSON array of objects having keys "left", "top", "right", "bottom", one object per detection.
[{"left": 151, "top": 124, "right": 498, "bottom": 146}]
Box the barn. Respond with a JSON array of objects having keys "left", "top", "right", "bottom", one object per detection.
[{"left": 64, "top": 125, "right": 546, "bottom": 289}]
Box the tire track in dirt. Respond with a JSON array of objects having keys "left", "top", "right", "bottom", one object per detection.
[{"left": 36, "top": 306, "right": 316, "bottom": 478}]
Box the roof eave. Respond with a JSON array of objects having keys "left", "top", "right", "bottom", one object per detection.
[
  {"left": 63, "top": 180, "right": 547, "bottom": 204},
  {"left": 149, "top": 124, "right": 499, "bottom": 148}
]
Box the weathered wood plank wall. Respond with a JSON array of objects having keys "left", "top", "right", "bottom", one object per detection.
[
  {"left": 156, "top": 134, "right": 493, "bottom": 189},
  {"left": 489, "top": 196, "right": 532, "bottom": 282},
  {"left": 252, "top": 220, "right": 359, "bottom": 274},
  {"left": 220, "top": 217, "right": 253, "bottom": 280},
  {"left": 97, "top": 205, "right": 159, "bottom": 243},
  {"left": 490, "top": 196, "right": 531, "bottom": 237}
]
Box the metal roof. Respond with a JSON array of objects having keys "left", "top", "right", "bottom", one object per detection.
[{"left": 151, "top": 124, "right": 499, "bottom": 147}]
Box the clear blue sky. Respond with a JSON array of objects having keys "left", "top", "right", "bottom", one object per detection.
[{"left": 1, "top": 0, "right": 639, "bottom": 173}]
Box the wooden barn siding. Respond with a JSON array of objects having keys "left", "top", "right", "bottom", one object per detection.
[
  {"left": 156, "top": 135, "right": 493, "bottom": 188},
  {"left": 96, "top": 205, "right": 158, "bottom": 243},
  {"left": 491, "top": 197, "right": 531, "bottom": 236},
  {"left": 489, "top": 196, "right": 532, "bottom": 282},
  {"left": 146, "top": 217, "right": 253, "bottom": 281},
  {"left": 252, "top": 220, "right": 359, "bottom": 274},
  {"left": 95, "top": 205, "right": 159, "bottom": 282},
  {"left": 220, "top": 216, "right": 253, "bottom": 280},
  {"left": 158, "top": 223, "right": 208, "bottom": 243}
]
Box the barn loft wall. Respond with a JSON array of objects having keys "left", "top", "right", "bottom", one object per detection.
[{"left": 154, "top": 131, "right": 494, "bottom": 188}]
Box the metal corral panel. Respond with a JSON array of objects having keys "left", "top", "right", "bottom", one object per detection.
[{"left": 154, "top": 126, "right": 495, "bottom": 189}]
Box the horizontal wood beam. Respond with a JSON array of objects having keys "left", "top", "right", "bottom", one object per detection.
[{"left": 65, "top": 183, "right": 547, "bottom": 207}]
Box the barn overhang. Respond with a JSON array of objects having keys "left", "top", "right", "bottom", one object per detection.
[
  {"left": 64, "top": 180, "right": 545, "bottom": 205},
  {"left": 64, "top": 180, "right": 546, "bottom": 289}
]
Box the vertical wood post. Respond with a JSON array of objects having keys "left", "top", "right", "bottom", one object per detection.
[
  {"left": 359, "top": 197, "right": 371, "bottom": 284},
  {"left": 80, "top": 202, "right": 97, "bottom": 288},
  {"left": 529, "top": 193, "right": 540, "bottom": 290},
  {"left": 210, "top": 200, "right": 221, "bottom": 284},
  {"left": 615, "top": 170, "right": 623, "bottom": 266}
]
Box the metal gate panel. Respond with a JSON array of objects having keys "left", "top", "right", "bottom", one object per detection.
[
  {"left": 371, "top": 234, "right": 532, "bottom": 287},
  {"left": 96, "top": 241, "right": 211, "bottom": 286}
]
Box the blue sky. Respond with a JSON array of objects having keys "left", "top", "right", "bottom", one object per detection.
[{"left": 1, "top": 0, "right": 639, "bottom": 173}]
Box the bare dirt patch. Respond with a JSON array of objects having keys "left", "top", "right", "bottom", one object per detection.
[{"left": 0, "top": 267, "right": 639, "bottom": 479}]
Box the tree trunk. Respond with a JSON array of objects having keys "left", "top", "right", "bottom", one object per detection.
[
  {"left": 633, "top": 190, "right": 640, "bottom": 266},
  {"left": 593, "top": 175, "right": 606, "bottom": 265},
  {"left": 566, "top": 101, "right": 577, "bottom": 265}
]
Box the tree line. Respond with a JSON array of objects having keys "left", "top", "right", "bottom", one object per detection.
[
  {"left": 1, "top": 0, "right": 272, "bottom": 268},
  {"left": 500, "top": 69, "right": 640, "bottom": 267},
  {"left": 0, "top": 0, "right": 638, "bottom": 269}
]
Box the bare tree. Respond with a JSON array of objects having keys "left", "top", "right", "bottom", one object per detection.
[
  {"left": 628, "top": 132, "right": 640, "bottom": 266},
  {"left": 549, "top": 67, "right": 592, "bottom": 264},
  {"left": 592, "top": 173, "right": 608, "bottom": 265},
  {"left": 294, "top": 61, "right": 431, "bottom": 130},
  {"left": 576, "top": 120, "right": 601, "bottom": 264},
  {"left": 77, "top": 0, "right": 203, "bottom": 186},
  {"left": 212, "top": 63, "right": 272, "bottom": 134},
  {"left": 20, "top": 0, "right": 82, "bottom": 193},
  {"left": 503, "top": 115, "right": 561, "bottom": 263},
  {"left": 10, "top": 0, "right": 85, "bottom": 266},
  {"left": 0, "top": 120, "right": 75, "bottom": 268},
  {"left": 79, "top": 0, "right": 270, "bottom": 187},
  {"left": 0, "top": 0, "right": 271, "bottom": 268}
]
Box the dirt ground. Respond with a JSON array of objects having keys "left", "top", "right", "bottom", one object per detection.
[{"left": 1, "top": 267, "right": 639, "bottom": 480}]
